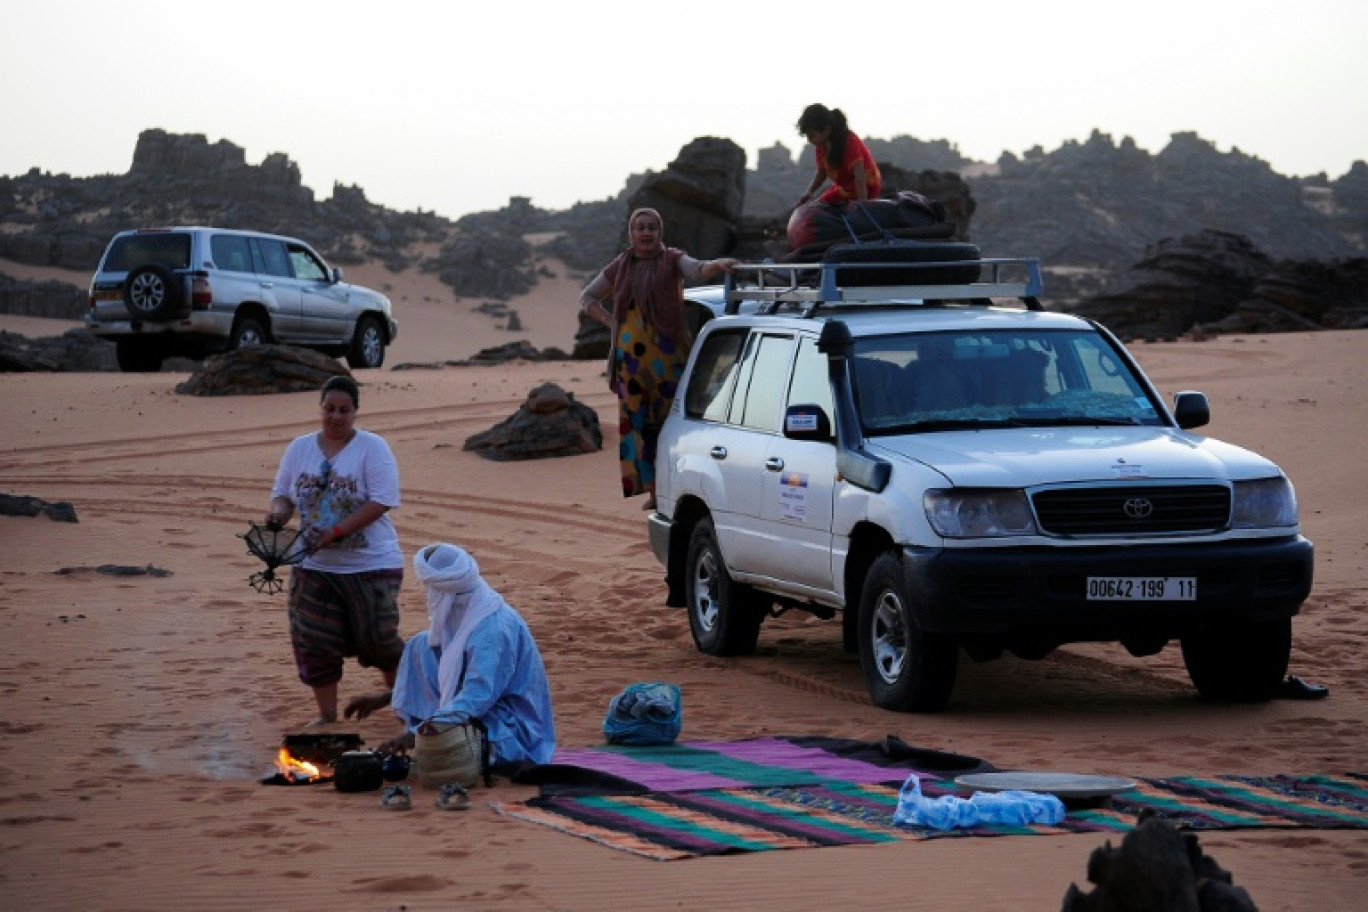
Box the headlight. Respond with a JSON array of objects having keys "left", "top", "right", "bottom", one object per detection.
[
  {"left": 924, "top": 489, "right": 1038, "bottom": 538},
  {"left": 1231, "top": 476, "right": 1298, "bottom": 528}
]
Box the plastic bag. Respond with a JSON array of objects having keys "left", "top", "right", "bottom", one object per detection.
[
  {"left": 892, "top": 773, "right": 1065, "bottom": 831},
  {"left": 602, "top": 682, "right": 682, "bottom": 746}
]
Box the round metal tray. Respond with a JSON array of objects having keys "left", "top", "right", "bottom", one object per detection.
[{"left": 954, "top": 771, "right": 1138, "bottom": 799}]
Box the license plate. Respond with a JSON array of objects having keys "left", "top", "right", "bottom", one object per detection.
[{"left": 1086, "top": 577, "right": 1196, "bottom": 601}]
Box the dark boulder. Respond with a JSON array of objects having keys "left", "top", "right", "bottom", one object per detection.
[
  {"left": 0, "top": 494, "right": 79, "bottom": 522},
  {"left": 1061, "top": 812, "right": 1258, "bottom": 912},
  {"left": 174, "top": 345, "right": 347, "bottom": 396},
  {"left": 0, "top": 328, "right": 116, "bottom": 372},
  {"left": 1068, "top": 230, "right": 1368, "bottom": 339},
  {"left": 463, "top": 383, "right": 602, "bottom": 461},
  {"left": 627, "top": 136, "right": 747, "bottom": 261}
]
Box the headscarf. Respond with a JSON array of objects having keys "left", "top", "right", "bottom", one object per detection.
[
  {"left": 411, "top": 543, "right": 505, "bottom": 709},
  {"left": 607, "top": 207, "right": 687, "bottom": 343}
]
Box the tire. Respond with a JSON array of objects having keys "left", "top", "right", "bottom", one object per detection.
[
  {"left": 1181, "top": 617, "right": 1291, "bottom": 702},
  {"left": 684, "top": 518, "right": 763, "bottom": 656},
  {"left": 857, "top": 552, "right": 958, "bottom": 713},
  {"left": 230, "top": 316, "right": 270, "bottom": 351},
  {"left": 114, "top": 338, "right": 164, "bottom": 373},
  {"left": 122, "top": 264, "right": 184, "bottom": 321},
  {"left": 822, "top": 240, "right": 981, "bottom": 287},
  {"left": 347, "top": 315, "right": 386, "bottom": 369}
]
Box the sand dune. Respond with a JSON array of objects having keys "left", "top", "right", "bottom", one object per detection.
[{"left": 1, "top": 265, "right": 1365, "bottom": 910}]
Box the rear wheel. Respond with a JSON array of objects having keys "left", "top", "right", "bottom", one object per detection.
[
  {"left": 230, "top": 316, "right": 270, "bottom": 351},
  {"left": 685, "top": 518, "right": 763, "bottom": 656},
  {"left": 347, "top": 316, "right": 385, "bottom": 369},
  {"left": 858, "top": 552, "right": 958, "bottom": 712},
  {"left": 1181, "top": 617, "right": 1291, "bottom": 701},
  {"left": 114, "top": 338, "right": 164, "bottom": 373}
]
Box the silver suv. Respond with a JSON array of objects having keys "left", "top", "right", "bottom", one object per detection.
[
  {"left": 649, "top": 249, "right": 1313, "bottom": 712},
  {"left": 86, "top": 227, "right": 398, "bottom": 372}
]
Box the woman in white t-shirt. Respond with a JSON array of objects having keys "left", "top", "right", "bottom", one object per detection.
[{"left": 267, "top": 375, "right": 405, "bottom": 726}]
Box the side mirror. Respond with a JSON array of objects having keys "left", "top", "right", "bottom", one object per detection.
[
  {"left": 1172, "top": 391, "right": 1209, "bottom": 429},
  {"left": 784, "top": 404, "right": 833, "bottom": 441},
  {"left": 330, "top": 266, "right": 343, "bottom": 284}
]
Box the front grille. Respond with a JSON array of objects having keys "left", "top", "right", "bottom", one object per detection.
[{"left": 1032, "top": 485, "right": 1230, "bottom": 536}]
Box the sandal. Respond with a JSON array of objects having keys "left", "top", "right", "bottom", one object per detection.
[
  {"left": 380, "top": 784, "right": 411, "bottom": 811},
  {"left": 1278, "top": 674, "right": 1329, "bottom": 700},
  {"left": 435, "top": 782, "right": 471, "bottom": 811}
]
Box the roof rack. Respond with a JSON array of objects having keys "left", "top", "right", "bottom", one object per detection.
[{"left": 721, "top": 257, "right": 1044, "bottom": 315}]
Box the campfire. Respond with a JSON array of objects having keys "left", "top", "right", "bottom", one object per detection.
[
  {"left": 260, "top": 733, "right": 363, "bottom": 786},
  {"left": 265, "top": 747, "right": 329, "bottom": 785}
]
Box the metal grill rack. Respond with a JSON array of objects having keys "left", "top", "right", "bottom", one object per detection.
[{"left": 721, "top": 257, "right": 1045, "bottom": 316}]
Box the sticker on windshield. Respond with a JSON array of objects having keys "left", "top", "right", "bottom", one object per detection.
[{"left": 779, "top": 472, "right": 809, "bottom": 523}]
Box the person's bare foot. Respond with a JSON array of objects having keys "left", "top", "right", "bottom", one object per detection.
[{"left": 642, "top": 495, "right": 657, "bottom": 511}]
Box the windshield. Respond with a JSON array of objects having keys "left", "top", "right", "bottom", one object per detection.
[{"left": 851, "top": 329, "right": 1165, "bottom": 434}]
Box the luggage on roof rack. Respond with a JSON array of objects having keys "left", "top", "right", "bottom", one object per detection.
[
  {"left": 823, "top": 240, "right": 982, "bottom": 287},
  {"left": 721, "top": 251, "right": 1045, "bottom": 315}
]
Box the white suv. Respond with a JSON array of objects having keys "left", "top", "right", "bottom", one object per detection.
[
  {"left": 648, "top": 249, "right": 1313, "bottom": 712},
  {"left": 86, "top": 227, "right": 398, "bottom": 372}
]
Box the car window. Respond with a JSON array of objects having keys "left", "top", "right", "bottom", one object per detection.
[
  {"left": 854, "top": 329, "right": 1163, "bottom": 432},
  {"left": 788, "top": 336, "right": 834, "bottom": 416},
  {"left": 105, "top": 234, "right": 191, "bottom": 271},
  {"left": 287, "top": 244, "right": 329, "bottom": 282},
  {"left": 734, "top": 334, "right": 796, "bottom": 431},
  {"left": 252, "top": 238, "right": 293, "bottom": 278},
  {"left": 685, "top": 330, "right": 747, "bottom": 422},
  {"left": 211, "top": 235, "right": 253, "bottom": 273}
]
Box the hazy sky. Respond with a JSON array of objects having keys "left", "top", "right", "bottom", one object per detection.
[{"left": 4, "top": 0, "right": 1364, "bottom": 220}]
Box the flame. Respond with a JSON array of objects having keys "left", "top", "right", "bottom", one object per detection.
[{"left": 274, "top": 747, "right": 322, "bottom": 782}]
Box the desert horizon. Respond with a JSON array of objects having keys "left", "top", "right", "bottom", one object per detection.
[{"left": 1, "top": 260, "right": 1365, "bottom": 910}]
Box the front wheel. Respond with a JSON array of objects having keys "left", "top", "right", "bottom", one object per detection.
[
  {"left": 685, "top": 518, "right": 763, "bottom": 656},
  {"left": 347, "top": 316, "right": 385, "bottom": 369},
  {"left": 857, "top": 552, "right": 958, "bottom": 713},
  {"left": 1181, "top": 616, "right": 1291, "bottom": 701}
]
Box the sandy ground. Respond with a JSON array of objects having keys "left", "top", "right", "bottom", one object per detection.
[{"left": 1, "top": 263, "right": 1366, "bottom": 910}]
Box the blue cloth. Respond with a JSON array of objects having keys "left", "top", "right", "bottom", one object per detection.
[
  {"left": 390, "top": 612, "right": 556, "bottom": 767},
  {"left": 603, "top": 682, "right": 681, "bottom": 746},
  {"left": 892, "top": 773, "right": 1065, "bottom": 831}
]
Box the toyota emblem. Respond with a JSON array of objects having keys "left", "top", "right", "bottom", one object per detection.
[{"left": 1122, "top": 498, "right": 1154, "bottom": 519}]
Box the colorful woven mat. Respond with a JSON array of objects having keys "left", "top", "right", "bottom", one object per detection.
[{"left": 496, "top": 737, "right": 1368, "bottom": 861}]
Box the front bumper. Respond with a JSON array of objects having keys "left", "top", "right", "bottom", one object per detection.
[{"left": 902, "top": 535, "right": 1314, "bottom": 641}]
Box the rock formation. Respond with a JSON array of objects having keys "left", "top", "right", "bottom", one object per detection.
[
  {"left": 0, "top": 493, "right": 79, "bottom": 522},
  {"left": 1061, "top": 812, "right": 1259, "bottom": 911},
  {"left": 3, "top": 127, "right": 1365, "bottom": 362},
  {"left": 173, "top": 344, "right": 347, "bottom": 396},
  {"left": 1068, "top": 230, "right": 1368, "bottom": 340},
  {"left": 0, "top": 328, "right": 115, "bottom": 372},
  {"left": 462, "top": 383, "right": 602, "bottom": 461}
]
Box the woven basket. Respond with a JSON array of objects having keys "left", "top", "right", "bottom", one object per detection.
[{"left": 413, "top": 722, "right": 483, "bottom": 789}]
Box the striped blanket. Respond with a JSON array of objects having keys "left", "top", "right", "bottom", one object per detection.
[{"left": 495, "top": 736, "right": 1368, "bottom": 861}]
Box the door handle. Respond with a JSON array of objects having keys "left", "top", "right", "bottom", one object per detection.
[
  {"left": 765, "top": 457, "right": 785, "bottom": 472},
  {"left": 260, "top": 282, "right": 274, "bottom": 288},
  {"left": 709, "top": 446, "right": 727, "bottom": 460}
]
